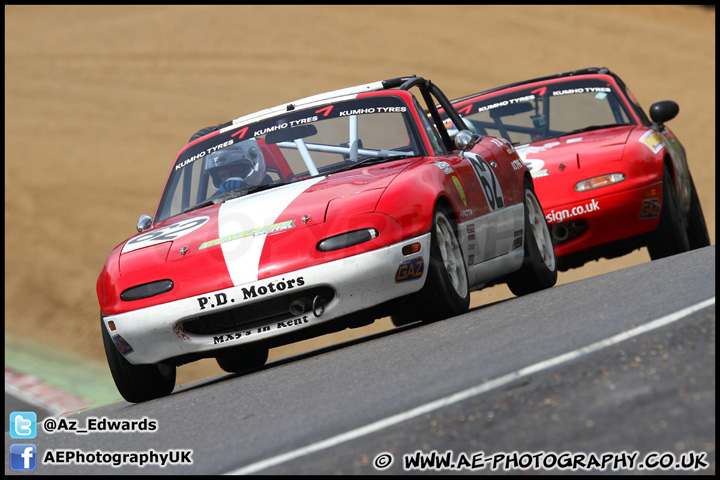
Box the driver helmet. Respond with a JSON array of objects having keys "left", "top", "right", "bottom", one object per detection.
[{"left": 204, "top": 138, "right": 266, "bottom": 190}]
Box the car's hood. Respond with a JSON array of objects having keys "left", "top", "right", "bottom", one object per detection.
[
  {"left": 106, "top": 159, "right": 416, "bottom": 313},
  {"left": 514, "top": 126, "right": 633, "bottom": 177}
]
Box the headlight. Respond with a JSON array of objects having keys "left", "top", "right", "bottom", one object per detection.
[
  {"left": 574, "top": 173, "right": 626, "bottom": 192},
  {"left": 317, "top": 228, "right": 378, "bottom": 252},
  {"left": 121, "top": 279, "right": 174, "bottom": 301}
]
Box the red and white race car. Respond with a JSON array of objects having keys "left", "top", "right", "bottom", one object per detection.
[
  {"left": 445, "top": 67, "right": 710, "bottom": 271},
  {"left": 97, "top": 76, "right": 557, "bottom": 402}
]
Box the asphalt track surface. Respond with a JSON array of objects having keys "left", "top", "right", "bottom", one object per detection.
[{"left": 5, "top": 246, "right": 715, "bottom": 475}]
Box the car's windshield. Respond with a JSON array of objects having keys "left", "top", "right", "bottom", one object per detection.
[
  {"left": 155, "top": 95, "right": 423, "bottom": 222},
  {"left": 449, "top": 78, "right": 636, "bottom": 147}
]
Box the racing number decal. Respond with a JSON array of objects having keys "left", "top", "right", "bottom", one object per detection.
[
  {"left": 465, "top": 153, "right": 504, "bottom": 211},
  {"left": 123, "top": 216, "right": 210, "bottom": 253}
]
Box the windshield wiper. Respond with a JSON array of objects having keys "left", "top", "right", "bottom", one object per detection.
[
  {"left": 331, "top": 155, "right": 412, "bottom": 175},
  {"left": 184, "top": 182, "right": 287, "bottom": 213},
  {"left": 564, "top": 123, "right": 626, "bottom": 136}
]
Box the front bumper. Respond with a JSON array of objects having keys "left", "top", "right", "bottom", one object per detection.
[
  {"left": 103, "top": 234, "right": 431, "bottom": 365},
  {"left": 546, "top": 182, "right": 662, "bottom": 258}
]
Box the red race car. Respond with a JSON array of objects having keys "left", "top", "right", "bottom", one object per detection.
[
  {"left": 445, "top": 67, "right": 710, "bottom": 271},
  {"left": 97, "top": 76, "right": 557, "bottom": 402}
]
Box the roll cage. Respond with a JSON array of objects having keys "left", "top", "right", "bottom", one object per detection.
[
  {"left": 450, "top": 67, "right": 652, "bottom": 128},
  {"left": 216, "top": 75, "right": 471, "bottom": 155},
  {"left": 153, "top": 77, "right": 473, "bottom": 224}
]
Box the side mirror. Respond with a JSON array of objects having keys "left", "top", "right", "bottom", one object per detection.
[
  {"left": 137, "top": 214, "right": 153, "bottom": 232},
  {"left": 454, "top": 130, "right": 482, "bottom": 152},
  {"left": 649, "top": 100, "right": 679, "bottom": 126}
]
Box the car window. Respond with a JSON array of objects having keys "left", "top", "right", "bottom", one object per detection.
[
  {"left": 548, "top": 88, "right": 629, "bottom": 132},
  {"left": 413, "top": 97, "right": 447, "bottom": 155},
  {"left": 455, "top": 79, "right": 635, "bottom": 146},
  {"left": 155, "top": 95, "right": 423, "bottom": 222}
]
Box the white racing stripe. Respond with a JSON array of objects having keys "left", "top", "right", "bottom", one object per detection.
[
  {"left": 218, "top": 178, "right": 323, "bottom": 286},
  {"left": 226, "top": 296, "right": 715, "bottom": 475}
]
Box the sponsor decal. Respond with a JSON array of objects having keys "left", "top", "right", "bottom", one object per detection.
[
  {"left": 531, "top": 169, "right": 549, "bottom": 178},
  {"left": 123, "top": 217, "right": 209, "bottom": 253},
  {"left": 250, "top": 104, "right": 407, "bottom": 138},
  {"left": 551, "top": 86, "right": 611, "bottom": 96},
  {"left": 512, "top": 229, "right": 524, "bottom": 249},
  {"left": 253, "top": 117, "right": 319, "bottom": 136},
  {"left": 452, "top": 176, "right": 467, "bottom": 206},
  {"left": 434, "top": 161, "right": 454, "bottom": 174},
  {"left": 511, "top": 159, "right": 524, "bottom": 170},
  {"left": 395, "top": 257, "right": 424, "bottom": 283},
  {"left": 443, "top": 118, "right": 455, "bottom": 130},
  {"left": 197, "top": 292, "right": 235, "bottom": 310},
  {"left": 240, "top": 276, "right": 305, "bottom": 299},
  {"left": 196, "top": 277, "right": 306, "bottom": 310},
  {"left": 476, "top": 94, "right": 537, "bottom": 113},
  {"left": 212, "top": 315, "right": 310, "bottom": 345},
  {"left": 112, "top": 334, "right": 134, "bottom": 356},
  {"left": 640, "top": 198, "right": 660, "bottom": 219},
  {"left": 490, "top": 137, "right": 515, "bottom": 155},
  {"left": 176, "top": 139, "right": 236, "bottom": 170},
  {"left": 466, "top": 223, "right": 476, "bottom": 241},
  {"left": 546, "top": 199, "right": 600, "bottom": 224},
  {"left": 338, "top": 106, "right": 407, "bottom": 116},
  {"left": 639, "top": 130, "right": 664, "bottom": 154},
  {"left": 198, "top": 219, "right": 296, "bottom": 250}
]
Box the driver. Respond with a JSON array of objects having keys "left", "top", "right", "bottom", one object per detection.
[{"left": 204, "top": 138, "right": 270, "bottom": 193}]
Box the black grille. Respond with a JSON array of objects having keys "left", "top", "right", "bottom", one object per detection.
[{"left": 182, "top": 287, "right": 334, "bottom": 335}]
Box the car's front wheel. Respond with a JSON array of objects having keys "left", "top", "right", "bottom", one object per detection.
[
  {"left": 101, "top": 317, "right": 176, "bottom": 403},
  {"left": 392, "top": 205, "right": 470, "bottom": 326},
  {"left": 216, "top": 344, "right": 269, "bottom": 373},
  {"left": 507, "top": 179, "right": 557, "bottom": 296},
  {"left": 647, "top": 165, "right": 690, "bottom": 260}
]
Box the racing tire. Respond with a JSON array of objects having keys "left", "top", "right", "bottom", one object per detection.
[
  {"left": 216, "top": 344, "right": 269, "bottom": 373},
  {"left": 189, "top": 125, "right": 219, "bottom": 142},
  {"left": 101, "top": 317, "right": 176, "bottom": 403},
  {"left": 389, "top": 301, "right": 417, "bottom": 327},
  {"left": 506, "top": 180, "right": 557, "bottom": 296},
  {"left": 686, "top": 174, "right": 710, "bottom": 250},
  {"left": 392, "top": 205, "right": 470, "bottom": 326},
  {"left": 647, "top": 166, "right": 690, "bottom": 260}
]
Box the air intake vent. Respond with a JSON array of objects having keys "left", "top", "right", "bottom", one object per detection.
[{"left": 182, "top": 287, "right": 334, "bottom": 335}]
